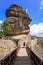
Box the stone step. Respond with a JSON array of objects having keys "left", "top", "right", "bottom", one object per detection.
[
  {"left": 14, "top": 61, "right": 32, "bottom": 64},
  {"left": 15, "top": 57, "right": 31, "bottom": 61},
  {"left": 13, "top": 63, "right": 32, "bottom": 65},
  {"left": 13, "top": 47, "right": 34, "bottom": 65}
]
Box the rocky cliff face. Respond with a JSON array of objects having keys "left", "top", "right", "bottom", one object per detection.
[
  {"left": 6, "top": 4, "right": 31, "bottom": 35},
  {"left": 0, "top": 39, "right": 16, "bottom": 60}
]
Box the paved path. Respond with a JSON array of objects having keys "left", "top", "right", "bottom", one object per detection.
[{"left": 13, "top": 47, "right": 34, "bottom": 65}]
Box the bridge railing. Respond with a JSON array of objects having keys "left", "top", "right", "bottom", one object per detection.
[
  {"left": 26, "top": 45, "right": 43, "bottom": 65},
  {"left": 0, "top": 45, "right": 20, "bottom": 65}
]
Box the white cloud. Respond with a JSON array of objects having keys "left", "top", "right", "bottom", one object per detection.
[
  {"left": 26, "top": 9, "right": 28, "bottom": 13},
  {"left": 0, "top": 20, "right": 2, "bottom": 24},
  {"left": 41, "top": 0, "right": 43, "bottom": 6},
  {"left": 40, "top": 6, "right": 43, "bottom": 9},
  {"left": 40, "top": 0, "right": 43, "bottom": 9},
  {"left": 0, "top": 20, "right": 3, "bottom": 30},
  {"left": 30, "top": 23, "right": 43, "bottom": 37}
]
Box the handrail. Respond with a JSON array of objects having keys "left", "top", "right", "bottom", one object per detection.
[
  {"left": 26, "top": 45, "right": 43, "bottom": 65},
  {"left": 0, "top": 46, "right": 20, "bottom": 65}
]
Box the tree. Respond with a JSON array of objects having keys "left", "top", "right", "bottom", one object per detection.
[
  {"left": 0, "top": 31, "right": 3, "bottom": 38},
  {"left": 2, "top": 20, "right": 11, "bottom": 36}
]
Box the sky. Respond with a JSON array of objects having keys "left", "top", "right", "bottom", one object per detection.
[{"left": 0, "top": 0, "right": 43, "bottom": 37}]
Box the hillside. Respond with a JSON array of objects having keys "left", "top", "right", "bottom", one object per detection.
[{"left": 31, "top": 36, "right": 43, "bottom": 49}]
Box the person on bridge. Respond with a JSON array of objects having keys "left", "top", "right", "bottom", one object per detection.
[{"left": 23, "top": 42, "right": 25, "bottom": 47}]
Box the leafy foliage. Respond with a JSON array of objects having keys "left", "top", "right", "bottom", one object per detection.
[
  {"left": 2, "top": 20, "right": 11, "bottom": 36},
  {"left": 0, "top": 31, "right": 3, "bottom": 38}
]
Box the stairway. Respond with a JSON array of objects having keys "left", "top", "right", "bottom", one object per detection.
[{"left": 13, "top": 47, "right": 34, "bottom": 65}]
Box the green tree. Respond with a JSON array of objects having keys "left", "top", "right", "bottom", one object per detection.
[
  {"left": 0, "top": 31, "right": 3, "bottom": 38},
  {"left": 2, "top": 20, "right": 11, "bottom": 36}
]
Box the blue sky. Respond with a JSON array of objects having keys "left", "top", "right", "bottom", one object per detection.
[
  {"left": 0, "top": 0, "right": 43, "bottom": 36},
  {"left": 0, "top": 0, "right": 42, "bottom": 24}
]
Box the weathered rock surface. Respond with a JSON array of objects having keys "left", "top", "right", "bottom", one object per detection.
[
  {"left": 0, "top": 34, "right": 43, "bottom": 61},
  {"left": 6, "top": 4, "right": 31, "bottom": 35},
  {"left": 0, "top": 39, "right": 16, "bottom": 60},
  {"left": 27, "top": 37, "right": 43, "bottom": 61}
]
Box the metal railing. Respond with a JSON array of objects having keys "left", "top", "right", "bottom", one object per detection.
[
  {"left": 0, "top": 46, "right": 20, "bottom": 65},
  {"left": 26, "top": 45, "right": 43, "bottom": 65}
]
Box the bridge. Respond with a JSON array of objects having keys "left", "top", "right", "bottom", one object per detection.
[
  {"left": 13, "top": 47, "right": 34, "bottom": 65},
  {"left": 0, "top": 45, "right": 43, "bottom": 65}
]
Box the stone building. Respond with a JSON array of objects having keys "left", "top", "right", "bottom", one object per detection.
[{"left": 6, "top": 4, "right": 32, "bottom": 35}]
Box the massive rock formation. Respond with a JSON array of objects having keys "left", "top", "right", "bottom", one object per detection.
[{"left": 6, "top": 4, "right": 32, "bottom": 35}]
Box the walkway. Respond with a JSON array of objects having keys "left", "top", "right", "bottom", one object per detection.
[{"left": 13, "top": 47, "right": 34, "bottom": 65}]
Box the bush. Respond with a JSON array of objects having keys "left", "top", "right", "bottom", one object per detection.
[{"left": 2, "top": 20, "right": 12, "bottom": 36}]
